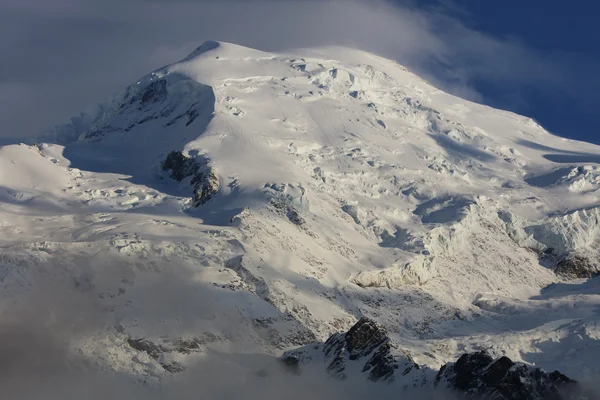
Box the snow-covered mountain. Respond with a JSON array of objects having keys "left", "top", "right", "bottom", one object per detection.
[{"left": 2, "top": 41, "right": 600, "bottom": 397}]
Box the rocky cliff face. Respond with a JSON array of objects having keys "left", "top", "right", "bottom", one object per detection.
[
  {"left": 554, "top": 253, "right": 600, "bottom": 280},
  {"left": 435, "top": 351, "right": 586, "bottom": 400},
  {"left": 282, "top": 318, "right": 421, "bottom": 384},
  {"left": 320, "top": 317, "right": 416, "bottom": 382},
  {"left": 162, "top": 151, "right": 219, "bottom": 207},
  {"left": 283, "top": 318, "right": 593, "bottom": 399},
  {"left": 66, "top": 74, "right": 214, "bottom": 143}
]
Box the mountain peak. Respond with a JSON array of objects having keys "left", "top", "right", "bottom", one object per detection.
[
  {"left": 176, "top": 40, "right": 270, "bottom": 66},
  {"left": 5, "top": 40, "right": 600, "bottom": 393},
  {"left": 181, "top": 40, "right": 222, "bottom": 61}
]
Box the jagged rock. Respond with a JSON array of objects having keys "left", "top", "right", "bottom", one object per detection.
[
  {"left": 480, "top": 356, "right": 514, "bottom": 388},
  {"left": 173, "top": 337, "right": 207, "bottom": 354},
  {"left": 435, "top": 350, "right": 582, "bottom": 399},
  {"left": 343, "top": 317, "right": 389, "bottom": 360},
  {"left": 127, "top": 334, "right": 223, "bottom": 374},
  {"left": 283, "top": 330, "right": 589, "bottom": 398},
  {"left": 162, "top": 362, "right": 186, "bottom": 374},
  {"left": 162, "top": 151, "right": 219, "bottom": 207},
  {"left": 138, "top": 79, "right": 168, "bottom": 108},
  {"left": 85, "top": 79, "right": 170, "bottom": 140},
  {"left": 286, "top": 207, "right": 305, "bottom": 226},
  {"left": 69, "top": 73, "right": 213, "bottom": 141},
  {"left": 127, "top": 338, "right": 164, "bottom": 360},
  {"left": 362, "top": 342, "right": 403, "bottom": 382},
  {"left": 162, "top": 151, "right": 197, "bottom": 181},
  {"left": 313, "top": 318, "right": 415, "bottom": 382},
  {"left": 191, "top": 167, "right": 219, "bottom": 207},
  {"left": 554, "top": 253, "right": 600, "bottom": 280}
]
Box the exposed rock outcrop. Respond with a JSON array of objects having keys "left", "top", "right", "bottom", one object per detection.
[
  {"left": 127, "top": 338, "right": 184, "bottom": 373},
  {"left": 135, "top": 78, "right": 168, "bottom": 109},
  {"left": 282, "top": 321, "right": 592, "bottom": 399},
  {"left": 127, "top": 334, "right": 223, "bottom": 373},
  {"left": 162, "top": 151, "right": 219, "bottom": 207},
  {"left": 323, "top": 317, "right": 401, "bottom": 382},
  {"left": 337, "top": 317, "right": 390, "bottom": 361},
  {"left": 435, "top": 351, "right": 583, "bottom": 400},
  {"left": 265, "top": 183, "right": 308, "bottom": 227},
  {"left": 554, "top": 253, "right": 600, "bottom": 280},
  {"left": 282, "top": 317, "right": 419, "bottom": 383},
  {"left": 78, "top": 75, "right": 212, "bottom": 141}
]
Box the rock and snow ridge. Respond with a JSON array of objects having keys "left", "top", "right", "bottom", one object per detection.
[
  {"left": 1, "top": 40, "right": 600, "bottom": 394},
  {"left": 284, "top": 317, "right": 591, "bottom": 399}
]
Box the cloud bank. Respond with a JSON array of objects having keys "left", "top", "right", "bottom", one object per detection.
[
  {"left": 1, "top": 0, "right": 597, "bottom": 141},
  {"left": 0, "top": 252, "right": 463, "bottom": 399}
]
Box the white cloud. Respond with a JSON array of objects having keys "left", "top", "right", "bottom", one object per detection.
[{"left": 0, "top": 0, "right": 597, "bottom": 139}]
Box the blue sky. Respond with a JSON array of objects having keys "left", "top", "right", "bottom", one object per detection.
[
  {"left": 0, "top": 0, "right": 598, "bottom": 145},
  {"left": 407, "top": 0, "right": 600, "bottom": 144}
]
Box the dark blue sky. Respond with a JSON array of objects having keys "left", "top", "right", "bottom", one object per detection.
[{"left": 409, "top": 0, "right": 600, "bottom": 144}]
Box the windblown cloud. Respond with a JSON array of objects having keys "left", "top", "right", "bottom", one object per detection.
[{"left": 0, "top": 0, "right": 597, "bottom": 141}]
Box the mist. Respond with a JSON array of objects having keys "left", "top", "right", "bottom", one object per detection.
[
  {"left": 0, "top": 253, "right": 463, "bottom": 399},
  {"left": 3, "top": 274, "right": 593, "bottom": 399}
]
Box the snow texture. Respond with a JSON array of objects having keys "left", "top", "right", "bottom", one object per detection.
[{"left": 2, "top": 41, "right": 600, "bottom": 392}]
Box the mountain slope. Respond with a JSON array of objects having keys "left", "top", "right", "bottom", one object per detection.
[{"left": 1, "top": 41, "right": 600, "bottom": 390}]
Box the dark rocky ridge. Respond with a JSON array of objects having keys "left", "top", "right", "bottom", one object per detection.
[
  {"left": 76, "top": 75, "right": 212, "bottom": 141},
  {"left": 322, "top": 318, "right": 404, "bottom": 382},
  {"left": 435, "top": 350, "right": 587, "bottom": 400},
  {"left": 282, "top": 318, "right": 592, "bottom": 399},
  {"left": 554, "top": 253, "right": 600, "bottom": 280},
  {"left": 162, "top": 151, "right": 219, "bottom": 207},
  {"left": 126, "top": 333, "right": 225, "bottom": 373},
  {"left": 282, "top": 317, "right": 419, "bottom": 383}
]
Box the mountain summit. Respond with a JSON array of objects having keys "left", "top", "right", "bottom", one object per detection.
[{"left": 1, "top": 41, "right": 600, "bottom": 395}]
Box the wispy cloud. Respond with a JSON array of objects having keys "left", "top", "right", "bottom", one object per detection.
[{"left": 0, "top": 0, "right": 597, "bottom": 140}]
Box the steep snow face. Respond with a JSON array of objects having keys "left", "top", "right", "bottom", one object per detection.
[{"left": 3, "top": 41, "right": 600, "bottom": 384}]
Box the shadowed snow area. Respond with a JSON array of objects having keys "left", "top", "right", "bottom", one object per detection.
[{"left": 1, "top": 41, "right": 600, "bottom": 396}]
